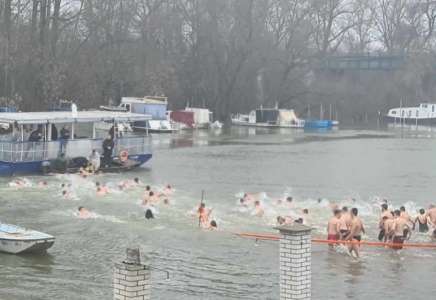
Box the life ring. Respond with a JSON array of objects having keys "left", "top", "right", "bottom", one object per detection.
[{"left": 119, "top": 150, "right": 129, "bottom": 162}]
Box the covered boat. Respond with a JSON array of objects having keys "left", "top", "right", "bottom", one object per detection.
[
  {"left": 0, "top": 224, "right": 55, "bottom": 254},
  {"left": 231, "top": 107, "right": 305, "bottom": 128},
  {"left": 0, "top": 110, "right": 153, "bottom": 175},
  {"left": 385, "top": 103, "right": 436, "bottom": 125}
]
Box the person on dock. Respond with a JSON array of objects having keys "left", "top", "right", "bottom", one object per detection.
[
  {"left": 102, "top": 135, "right": 114, "bottom": 167},
  {"left": 413, "top": 209, "right": 429, "bottom": 233},
  {"left": 345, "top": 208, "right": 365, "bottom": 258},
  {"left": 89, "top": 149, "right": 101, "bottom": 172},
  {"left": 327, "top": 209, "right": 341, "bottom": 247},
  {"left": 390, "top": 210, "right": 411, "bottom": 250}
]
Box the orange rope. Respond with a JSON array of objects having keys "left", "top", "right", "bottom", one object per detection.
[{"left": 234, "top": 232, "right": 436, "bottom": 249}]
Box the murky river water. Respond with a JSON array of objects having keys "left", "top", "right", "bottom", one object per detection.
[{"left": 1, "top": 126, "right": 436, "bottom": 299}]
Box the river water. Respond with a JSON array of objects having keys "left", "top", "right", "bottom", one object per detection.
[{"left": 1, "top": 126, "right": 436, "bottom": 299}]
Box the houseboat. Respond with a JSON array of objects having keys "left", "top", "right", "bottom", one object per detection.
[
  {"left": 0, "top": 110, "right": 152, "bottom": 175},
  {"left": 231, "top": 107, "right": 305, "bottom": 128},
  {"left": 170, "top": 107, "right": 214, "bottom": 129},
  {"left": 100, "top": 96, "right": 176, "bottom": 133},
  {"left": 385, "top": 103, "right": 436, "bottom": 125}
]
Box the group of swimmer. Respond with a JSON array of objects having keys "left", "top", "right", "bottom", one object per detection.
[{"left": 326, "top": 201, "right": 436, "bottom": 257}]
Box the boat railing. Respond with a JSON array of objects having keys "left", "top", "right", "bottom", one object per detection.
[{"left": 0, "top": 135, "right": 150, "bottom": 163}]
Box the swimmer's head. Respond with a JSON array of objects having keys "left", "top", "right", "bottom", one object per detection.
[
  {"left": 342, "top": 206, "right": 348, "bottom": 212},
  {"left": 333, "top": 209, "right": 341, "bottom": 217},
  {"left": 294, "top": 218, "right": 303, "bottom": 224},
  {"left": 381, "top": 203, "right": 388, "bottom": 211},
  {"left": 149, "top": 191, "right": 154, "bottom": 196},
  {"left": 167, "top": 184, "right": 171, "bottom": 189},
  {"left": 420, "top": 208, "right": 425, "bottom": 214},
  {"left": 61, "top": 183, "right": 65, "bottom": 188},
  {"left": 303, "top": 209, "right": 309, "bottom": 214},
  {"left": 351, "top": 207, "right": 358, "bottom": 216},
  {"left": 286, "top": 197, "right": 293, "bottom": 202},
  {"left": 134, "top": 178, "right": 139, "bottom": 183},
  {"left": 400, "top": 206, "right": 406, "bottom": 212},
  {"left": 163, "top": 199, "right": 169, "bottom": 205},
  {"left": 239, "top": 198, "right": 245, "bottom": 204},
  {"left": 277, "top": 216, "right": 285, "bottom": 225},
  {"left": 382, "top": 199, "right": 388, "bottom": 204},
  {"left": 210, "top": 220, "right": 217, "bottom": 228},
  {"left": 146, "top": 185, "right": 151, "bottom": 191},
  {"left": 394, "top": 209, "right": 401, "bottom": 217},
  {"left": 78, "top": 206, "right": 84, "bottom": 212},
  {"left": 62, "top": 190, "right": 67, "bottom": 196},
  {"left": 254, "top": 200, "right": 260, "bottom": 206}
]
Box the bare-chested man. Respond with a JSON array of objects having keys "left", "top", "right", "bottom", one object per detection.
[
  {"left": 345, "top": 208, "right": 365, "bottom": 258},
  {"left": 383, "top": 213, "right": 396, "bottom": 243},
  {"left": 425, "top": 205, "right": 436, "bottom": 238},
  {"left": 339, "top": 206, "right": 352, "bottom": 240},
  {"left": 400, "top": 206, "right": 413, "bottom": 227},
  {"left": 327, "top": 209, "right": 342, "bottom": 247},
  {"left": 414, "top": 209, "right": 429, "bottom": 233},
  {"left": 378, "top": 203, "right": 393, "bottom": 241},
  {"left": 390, "top": 210, "right": 411, "bottom": 250}
]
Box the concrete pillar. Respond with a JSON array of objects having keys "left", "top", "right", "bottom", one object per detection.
[
  {"left": 113, "top": 248, "right": 151, "bottom": 300},
  {"left": 275, "top": 224, "right": 312, "bottom": 300}
]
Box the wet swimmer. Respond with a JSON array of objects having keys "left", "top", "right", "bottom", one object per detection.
[
  {"left": 208, "top": 220, "right": 218, "bottom": 231},
  {"left": 339, "top": 206, "right": 352, "bottom": 240},
  {"left": 390, "top": 210, "right": 411, "bottom": 250},
  {"left": 327, "top": 209, "right": 342, "bottom": 247},
  {"left": 378, "top": 204, "right": 393, "bottom": 241},
  {"left": 276, "top": 216, "right": 293, "bottom": 226},
  {"left": 78, "top": 206, "right": 95, "bottom": 219},
  {"left": 400, "top": 206, "right": 414, "bottom": 226},
  {"left": 38, "top": 181, "right": 48, "bottom": 188},
  {"left": 253, "top": 200, "right": 264, "bottom": 217},
  {"left": 345, "top": 208, "right": 365, "bottom": 258},
  {"left": 198, "top": 203, "right": 212, "bottom": 228},
  {"left": 414, "top": 209, "right": 429, "bottom": 233}
]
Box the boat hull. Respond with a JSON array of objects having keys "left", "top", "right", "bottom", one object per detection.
[
  {"left": 231, "top": 120, "right": 304, "bottom": 128},
  {"left": 0, "top": 238, "right": 55, "bottom": 254},
  {"left": 0, "top": 153, "right": 152, "bottom": 176},
  {"left": 384, "top": 116, "right": 436, "bottom": 126}
]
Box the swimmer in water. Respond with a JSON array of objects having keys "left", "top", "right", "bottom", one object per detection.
[
  {"left": 145, "top": 207, "right": 155, "bottom": 219},
  {"left": 327, "top": 209, "right": 342, "bottom": 247},
  {"left": 209, "top": 220, "right": 218, "bottom": 230},
  {"left": 413, "top": 209, "right": 429, "bottom": 233},
  {"left": 345, "top": 208, "right": 365, "bottom": 258},
  {"left": 78, "top": 206, "right": 94, "bottom": 219},
  {"left": 277, "top": 216, "right": 286, "bottom": 225},
  {"left": 339, "top": 206, "right": 352, "bottom": 240},
  {"left": 38, "top": 181, "right": 48, "bottom": 188},
  {"left": 239, "top": 198, "right": 248, "bottom": 207},
  {"left": 390, "top": 210, "right": 411, "bottom": 250},
  {"left": 253, "top": 200, "right": 264, "bottom": 217},
  {"left": 198, "top": 203, "right": 212, "bottom": 228},
  {"left": 163, "top": 198, "right": 170, "bottom": 205},
  {"left": 400, "top": 206, "right": 414, "bottom": 227},
  {"left": 378, "top": 203, "right": 393, "bottom": 241},
  {"left": 162, "top": 184, "right": 173, "bottom": 196},
  {"left": 62, "top": 190, "right": 70, "bottom": 199}
]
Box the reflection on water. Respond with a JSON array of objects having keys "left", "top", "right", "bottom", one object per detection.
[{"left": 1, "top": 128, "right": 436, "bottom": 299}]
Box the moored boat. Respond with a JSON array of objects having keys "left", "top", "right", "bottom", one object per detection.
[
  {"left": 385, "top": 103, "right": 436, "bottom": 125},
  {"left": 231, "top": 107, "right": 305, "bottom": 128},
  {"left": 0, "top": 110, "right": 153, "bottom": 176},
  {"left": 0, "top": 223, "right": 55, "bottom": 254}
]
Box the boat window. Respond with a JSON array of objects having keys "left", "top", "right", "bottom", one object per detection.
[
  {"left": 416, "top": 110, "right": 419, "bottom": 117},
  {"left": 408, "top": 110, "right": 411, "bottom": 117},
  {"left": 433, "top": 105, "right": 435, "bottom": 112},
  {"left": 391, "top": 111, "right": 396, "bottom": 115},
  {"left": 423, "top": 104, "right": 428, "bottom": 108},
  {"left": 402, "top": 110, "right": 405, "bottom": 117}
]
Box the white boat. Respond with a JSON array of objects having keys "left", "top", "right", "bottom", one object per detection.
[
  {"left": 0, "top": 223, "right": 55, "bottom": 254},
  {"left": 386, "top": 103, "right": 436, "bottom": 125},
  {"left": 94, "top": 121, "right": 133, "bottom": 135},
  {"left": 101, "top": 96, "right": 178, "bottom": 133},
  {"left": 231, "top": 108, "right": 305, "bottom": 128}
]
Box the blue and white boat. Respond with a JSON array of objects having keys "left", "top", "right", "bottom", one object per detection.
[{"left": 0, "top": 110, "right": 153, "bottom": 176}]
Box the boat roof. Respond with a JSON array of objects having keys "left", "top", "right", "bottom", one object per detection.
[
  {"left": 121, "top": 96, "right": 168, "bottom": 105},
  {"left": 0, "top": 110, "right": 152, "bottom": 125}
]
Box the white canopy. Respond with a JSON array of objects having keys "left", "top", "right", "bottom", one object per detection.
[{"left": 0, "top": 110, "right": 152, "bottom": 125}]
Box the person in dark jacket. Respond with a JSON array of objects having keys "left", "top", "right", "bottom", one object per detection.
[{"left": 102, "top": 135, "right": 114, "bottom": 167}]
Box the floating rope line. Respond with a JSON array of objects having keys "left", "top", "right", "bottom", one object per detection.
[{"left": 234, "top": 232, "right": 436, "bottom": 249}]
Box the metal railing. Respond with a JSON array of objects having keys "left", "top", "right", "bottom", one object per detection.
[{"left": 0, "top": 136, "right": 151, "bottom": 163}]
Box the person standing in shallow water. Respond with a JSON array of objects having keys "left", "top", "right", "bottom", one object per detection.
[
  {"left": 327, "top": 209, "right": 341, "bottom": 247},
  {"left": 414, "top": 209, "right": 429, "bottom": 233},
  {"left": 345, "top": 208, "right": 365, "bottom": 258}
]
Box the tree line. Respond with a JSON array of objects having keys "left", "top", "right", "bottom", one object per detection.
[{"left": 1, "top": 0, "right": 436, "bottom": 123}]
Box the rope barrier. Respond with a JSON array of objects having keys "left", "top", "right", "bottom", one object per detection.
[{"left": 234, "top": 232, "right": 436, "bottom": 249}]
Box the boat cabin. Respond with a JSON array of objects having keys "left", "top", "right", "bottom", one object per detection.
[{"left": 0, "top": 110, "right": 152, "bottom": 175}]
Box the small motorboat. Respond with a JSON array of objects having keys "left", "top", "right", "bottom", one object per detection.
[{"left": 0, "top": 223, "right": 55, "bottom": 254}]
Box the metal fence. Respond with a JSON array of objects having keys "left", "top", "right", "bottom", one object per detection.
[{"left": 0, "top": 136, "right": 151, "bottom": 162}]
